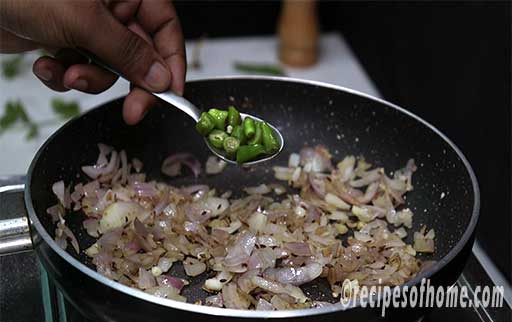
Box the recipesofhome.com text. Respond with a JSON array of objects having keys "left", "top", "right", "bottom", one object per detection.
[{"left": 338, "top": 278, "right": 504, "bottom": 316}]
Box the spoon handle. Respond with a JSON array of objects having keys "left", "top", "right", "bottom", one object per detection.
[
  {"left": 75, "top": 49, "right": 202, "bottom": 122},
  {"left": 152, "top": 91, "right": 201, "bottom": 121}
]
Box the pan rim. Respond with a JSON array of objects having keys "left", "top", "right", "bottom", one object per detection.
[{"left": 25, "top": 75, "right": 480, "bottom": 318}]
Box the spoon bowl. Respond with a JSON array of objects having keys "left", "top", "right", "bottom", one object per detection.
[
  {"left": 80, "top": 51, "right": 285, "bottom": 166},
  {"left": 205, "top": 113, "right": 284, "bottom": 166},
  {"left": 152, "top": 91, "right": 284, "bottom": 165}
]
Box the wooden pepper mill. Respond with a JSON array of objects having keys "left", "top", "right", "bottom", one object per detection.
[{"left": 277, "top": 0, "right": 319, "bottom": 67}]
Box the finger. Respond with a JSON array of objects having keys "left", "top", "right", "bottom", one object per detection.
[
  {"left": 123, "top": 87, "right": 157, "bottom": 125},
  {"left": 76, "top": 3, "right": 171, "bottom": 93},
  {"left": 62, "top": 64, "right": 118, "bottom": 94},
  {"left": 108, "top": 0, "right": 140, "bottom": 23},
  {"left": 127, "top": 21, "right": 153, "bottom": 45},
  {"left": 54, "top": 48, "right": 89, "bottom": 67},
  {"left": 0, "top": 28, "right": 39, "bottom": 53},
  {"left": 135, "top": 0, "right": 186, "bottom": 94},
  {"left": 32, "top": 56, "right": 69, "bottom": 92}
]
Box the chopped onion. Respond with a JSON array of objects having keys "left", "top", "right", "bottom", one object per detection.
[
  {"left": 222, "top": 283, "right": 250, "bottom": 309},
  {"left": 337, "top": 156, "right": 356, "bottom": 182},
  {"left": 247, "top": 211, "right": 268, "bottom": 233},
  {"left": 325, "top": 193, "right": 351, "bottom": 210},
  {"left": 251, "top": 276, "right": 308, "bottom": 303},
  {"left": 244, "top": 184, "right": 271, "bottom": 195},
  {"left": 83, "top": 218, "right": 100, "bottom": 237},
  {"left": 138, "top": 268, "right": 156, "bottom": 289},
  {"left": 205, "top": 294, "right": 224, "bottom": 307},
  {"left": 256, "top": 298, "right": 274, "bottom": 310},
  {"left": 52, "top": 181, "right": 66, "bottom": 206},
  {"left": 224, "top": 231, "right": 256, "bottom": 267},
  {"left": 413, "top": 226, "right": 435, "bottom": 253},
  {"left": 203, "top": 197, "right": 229, "bottom": 216},
  {"left": 284, "top": 242, "right": 311, "bottom": 256},
  {"left": 263, "top": 262, "right": 323, "bottom": 285},
  {"left": 161, "top": 153, "right": 201, "bottom": 178},
  {"left": 52, "top": 143, "right": 429, "bottom": 310},
  {"left": 205, "top": 156, "right": 227, "bottom": 174},
  {"left": 183, "top": 257, "right": 206, "bottom": 276},
  {"left": 288, "top": 153, "right": 300, "bottom": 168}
]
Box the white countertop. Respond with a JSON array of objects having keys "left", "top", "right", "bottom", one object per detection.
[{"left": 0, "top": 32, "right": 379, "bottom": 175}]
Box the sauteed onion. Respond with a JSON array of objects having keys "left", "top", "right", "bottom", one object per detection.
[{"left": 47, "top": 143, "right": 435, "bottom": 309}]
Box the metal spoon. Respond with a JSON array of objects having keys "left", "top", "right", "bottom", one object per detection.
[{"left": 81, "top": 52, "right": 284, "bottom": 166}]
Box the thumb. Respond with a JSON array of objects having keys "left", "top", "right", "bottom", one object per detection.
[{"left": 76, "top": 4, "right": 171, "bottom": 92}]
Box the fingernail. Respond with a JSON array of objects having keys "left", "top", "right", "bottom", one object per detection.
[
  {"left": 35, "top": 68, "right": 52, "bottom": 81},
  {"left": 144, "top": 61, "right": 170, "bottom": 90},
  {"left": 70, "top": 78, "right": 88, "bottom": 91}
]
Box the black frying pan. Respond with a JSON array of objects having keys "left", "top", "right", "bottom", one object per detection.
[{"left": 2, "top": 77, "right": 479, "bottom": 321}]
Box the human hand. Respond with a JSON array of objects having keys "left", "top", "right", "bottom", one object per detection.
[{"left": 0, "top": 0, "right": 186, "bottom": 124}]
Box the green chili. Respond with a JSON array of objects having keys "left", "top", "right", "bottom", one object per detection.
[
  {"left": 196, "top": 106, "right": 279, "bottom": 163},
  {"left": 243, "top": 117, "right": 256, "bottom": 138},
  {"left": 223, "top": 136, "right": 240, "bottom": 157},
  {"left": 196, "top": 112, "right": 215, "bottom": 136},
  {"left": 236, "top": 144, "right": 266, "bottom": 164},
  {"left": 207, "top": 108, "right": 228, "bottom": 130},
  {"left": 208, "top": 129, "right": 228, "bottom": 149},
  {"left": 261, "top": 122, "right": 280, "bottom": 153},
  {"left": 247, "top": 121, "right": 262, "bottom": 145},
  {"left": 231, "top": 125, "right": 246, "bottom": 144},
  {"left": 227, "top": 106, "right": 241, "bottom": 127}
]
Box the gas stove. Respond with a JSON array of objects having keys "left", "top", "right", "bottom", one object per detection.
[{"left": 1, "top": 178, "right": 510, "bottom": 322}]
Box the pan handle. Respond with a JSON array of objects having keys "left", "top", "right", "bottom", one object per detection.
[{"left": 0, "top": 183, "right": 33, "bottom": 256}]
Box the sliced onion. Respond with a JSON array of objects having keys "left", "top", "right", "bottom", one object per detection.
[
  {"left": 203, "top": 197, "right": 229, "bottom": 216},
  {"left": 349, "top": 168, "right": 382, "bottom": 188},
  {"left": 251, "top": 276, "right": 308, "bottom": 303},
  {"left": 156, "top": 274, "right": 186, "bottom": 290},
  {"left": 284, "top": 242, "right": 312, "bottom": 256},
  {"left": 273, "top": 166, "right": 294, "bottom": 181},
  {"left": 413, "top": 226, "right": 435, "bottom": 253},
  {"left": 161, "top": 153, "right": 201, "bottom": 178},
  {"left": 308, "top": 174, "right": 326, "bottom": 197},
  {"left": 52, "top": 181, "right": 65, "bottom": 206},
  {"left": 205, "top": 294, "right": 224, "bottom": 307},
  {"left": 224, "top": 231, "right": 256, "bottom": 267},
  {"left": 83, "top": 180, "right": 100, "bottom": 197},
  {"left": 337, "top": 156, "right": 356, "bottom": 182},
  {"left": 244, "top": 184, "right": 271, "bottom": 195},
  {"left": 46, "top": 204, "right": 63, "bottom": 222},
  {"left": 222, "top": 283, "right": 250, "bottom": 309},
  {"left": 58, "top": 221, "right": 79, "bottom": 253},
  {"left": 181, "top": 185, "right": 209, "bottom": 197},
  {"left": 97, "top": 228, "right": 122, "bottom": 251},
  {"left": 83, "top": 218, "right": 100, "bottom": 237},
  {"left": 63, "top": 143, "right": 427, "bottom": 309},
  {"left": 256, "top": 298, "right": 274, "bottom": 310},
  {"left": 132, "top": 182, "right": 157, "bottom": 198},
  {"left": 263, "top": 262, "right": 323, "bottom": 286},
  {"left": 138, "top": 268, "right": 156, "bottom": 289},
  {"left": 247, "top": 248, "right": 277, "bottom": 271},
  {"left": 205, "top": 156, "right": 227, "bottom": 175},
  {"left": 82, "top": 151, "right": 118, "bottom": 179},
  {"left": 325, "top": 193, "right": 351, "bottom": 210},
  {"left": 288, "top": 153, "right": 300, "bottom": 168},
  {"left": 300, "top": 146, "right": 332, "bottom": 173},
  {"left": 356, "top": 182, "right": 380, "bottom": 204},
  {"left": 183, "top": 257, "right": 206, "bottom": 276},
  {"left": 247, "top": 211, "right": 267, "bottom": 233}
]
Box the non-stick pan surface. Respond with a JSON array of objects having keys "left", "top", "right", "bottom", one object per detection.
[{"left": 25, "top": 76, "right": 479, "bottom": 321}]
